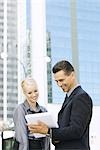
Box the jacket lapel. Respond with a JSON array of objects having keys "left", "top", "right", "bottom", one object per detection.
[
  {"left": 61, "top": 86, "right": 81, "bottom": 110},
  {"left": 61, "top": 95, "right": 71, "bottom": 109}
]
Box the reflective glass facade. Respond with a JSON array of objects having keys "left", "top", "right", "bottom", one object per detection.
[{"left": 46, "top": 0, "right": 100, "bottom": 105}]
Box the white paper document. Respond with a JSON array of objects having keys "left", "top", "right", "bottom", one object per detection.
[
  {"left": 25, "top": 112, "right": 58, "bottom": 138},
  {"left": 25, "top": 112, "right": 58, "bottom": 128}
]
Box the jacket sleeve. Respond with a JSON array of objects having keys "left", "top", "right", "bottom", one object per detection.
[{"left": 13, "top": 105, "right": 29, "bottom": 150}]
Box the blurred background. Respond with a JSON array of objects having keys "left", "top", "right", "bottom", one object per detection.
[{"left": 0, "top": 0, "right": 100, "bottom": 149}]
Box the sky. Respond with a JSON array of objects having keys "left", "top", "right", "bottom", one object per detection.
[{"left": 26, "top": 0, "right": 31, "bottom": 29}]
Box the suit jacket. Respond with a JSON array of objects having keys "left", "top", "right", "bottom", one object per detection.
[{"left": 51, "top": 86, "right": 93, "bottom": 150}]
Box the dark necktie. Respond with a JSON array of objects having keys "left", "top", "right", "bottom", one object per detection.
[{"left": 61, "top": 94, "right": 68, "bottom": 108}]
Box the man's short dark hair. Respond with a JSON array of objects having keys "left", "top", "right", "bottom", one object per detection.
[{"left": 52, "top": 60, "right": 74, "bottom": 75}]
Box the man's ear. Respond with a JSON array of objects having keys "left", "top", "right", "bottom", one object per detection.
[
  {"left": 71, "top": 72, "right": 76, "bottom": 80},
  {"left": 71, "top": 71, "right": 74, "bottom": 76}
]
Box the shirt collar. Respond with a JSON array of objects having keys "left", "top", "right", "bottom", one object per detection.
[
  {"left": 67, "top": 84, "right": 80, "bottom": 97},
  {"left": 24, "top": 100, "right": 41, "bottom": 113}
]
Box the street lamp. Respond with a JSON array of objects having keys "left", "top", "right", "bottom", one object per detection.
[
  {"left": 16, "top": 58, "right": 27, "bottom": 78},
  {"left": 44, "top": 56, "right": 51, "bottom": 63}
]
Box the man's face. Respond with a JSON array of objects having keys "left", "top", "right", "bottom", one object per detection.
[
  {"left": 54, "top": 70, "right": 75, "bottom": 92},
  {"left": 23, "top": 82, "right": 39, "bottom": 104}
]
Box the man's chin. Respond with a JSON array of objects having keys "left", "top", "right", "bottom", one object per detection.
[{"left": 62, "top": 89, "right": 67, "bottom": 92}]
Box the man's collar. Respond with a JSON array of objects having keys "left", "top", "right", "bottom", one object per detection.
[{"left": 67, "top": 84, "right": 80, "bottom": 97}]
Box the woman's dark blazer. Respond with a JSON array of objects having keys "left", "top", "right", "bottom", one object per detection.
[{"left": 51, "top": 86, "right": 93, "bottom": 150}]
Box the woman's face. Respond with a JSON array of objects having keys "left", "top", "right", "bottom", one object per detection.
[{"left": 23, "top": 81, "right": 39, "bottom": 105}]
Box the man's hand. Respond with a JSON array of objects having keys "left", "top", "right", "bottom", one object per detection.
[{"left": 27, "top": 121, "right": 49, "bottom": 134}]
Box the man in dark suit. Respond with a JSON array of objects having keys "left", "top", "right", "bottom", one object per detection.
[{"left": 28, "top": 60, "right": 93, "bottom": 150}]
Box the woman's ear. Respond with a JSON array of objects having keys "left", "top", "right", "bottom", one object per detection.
[{"left": 23, "top": 89, "right": 26, "bottom": 95}]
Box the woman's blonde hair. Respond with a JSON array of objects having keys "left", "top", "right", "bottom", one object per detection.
[{"left": 21, "top": 76, "right": 37, "bottom": 89}]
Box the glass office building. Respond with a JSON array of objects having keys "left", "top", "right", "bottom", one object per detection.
[
  {"left": 46, "top": 0, "right": 100, "bottom": 105},
  {"left": 0, "top": 0, "right": 27, "bottom": 120},
  {"left": 0, "top": 0, "right": 18, "bottom": 119}
]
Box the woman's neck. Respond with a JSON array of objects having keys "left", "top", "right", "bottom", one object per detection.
[{"left": 28, "top": 101, "right": 37, "bottom": 111}]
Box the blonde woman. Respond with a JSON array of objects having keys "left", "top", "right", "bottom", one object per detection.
[{"left": 13, "top": 76, "right": 50, "bottom": 150}]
